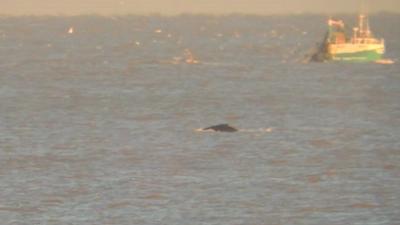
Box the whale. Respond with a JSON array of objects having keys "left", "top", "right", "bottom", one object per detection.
[{"left": 202, "top": 124, "right": 238, "bottom": 132}]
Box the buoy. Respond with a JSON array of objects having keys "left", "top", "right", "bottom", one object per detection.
[
  {"left": 68, "top": 27, "right": 74, "bottom": 34},
  {"left": 183, "top": 49, "right": 199, "bottom": 64}
]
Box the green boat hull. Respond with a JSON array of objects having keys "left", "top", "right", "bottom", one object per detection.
[{"left": 329, "top": 49, "right": 383, "bottom": 62}]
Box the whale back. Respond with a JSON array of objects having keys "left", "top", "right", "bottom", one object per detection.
[{"left": 203, "top": 124, "right": 238, "bottom": 132}]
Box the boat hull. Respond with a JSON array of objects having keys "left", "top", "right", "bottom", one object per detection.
[{"left": 327, "top": 44, "right": 384, "bottom": 62}]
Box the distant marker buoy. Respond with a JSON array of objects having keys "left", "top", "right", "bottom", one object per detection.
[
  {"left": 68, "top": 27, "right": 74, "bottom": 34},
  {"left": 183, "top": 49, "right": 200, "bottom": 64}
]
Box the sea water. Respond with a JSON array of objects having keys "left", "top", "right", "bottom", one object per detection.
[{"left": 0, "top": 14, "right": 399, "bottom": 225}]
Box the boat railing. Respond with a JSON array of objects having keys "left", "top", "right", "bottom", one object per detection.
[{"left": 350, "top": 37, "right": 384, "bottom": 45}]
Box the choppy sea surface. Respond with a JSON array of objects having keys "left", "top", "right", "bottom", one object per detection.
[{"left": 0, "top": 14, "right": 399, "bottom": 225}]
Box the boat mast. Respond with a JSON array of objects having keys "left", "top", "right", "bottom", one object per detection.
[
  {"left": 353, "top": 0, "right": 371, "bottom": 40},
  {"left": 360, "top": 0, "right": 371, "bottom": 38}
]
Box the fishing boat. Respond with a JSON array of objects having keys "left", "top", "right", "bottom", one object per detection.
[{"left": 311, "top": 13, "right": 385, "bottom": 62}]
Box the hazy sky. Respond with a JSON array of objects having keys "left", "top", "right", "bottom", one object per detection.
[{"left": 1, "top": 0, "right": 399, "bottom": 15}]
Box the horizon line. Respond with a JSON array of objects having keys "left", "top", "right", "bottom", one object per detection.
[{"left": 0, "top": 10, "right": 399, "bottom": 18}]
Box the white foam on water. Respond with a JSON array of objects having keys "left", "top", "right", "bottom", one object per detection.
[
  {"left": 375, "top": 59, "right": 395, "bottom": 65},
  {"left": 239, "top": 128, "right": 274, "bottom": 133},
  {"left": 194, "top": 128, "right": 214, "bottom": 132}
]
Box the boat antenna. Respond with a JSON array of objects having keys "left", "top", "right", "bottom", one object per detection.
[
  {"left": 361, "top": 0, "right": 371, "bottom": 37},
  {"left": 361, "top": 0, "right": 370, "bottom": 15}
]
